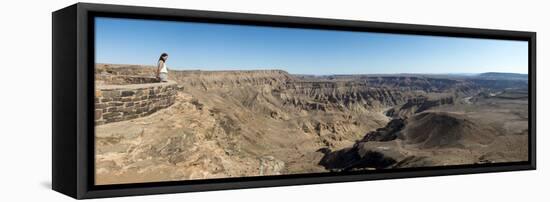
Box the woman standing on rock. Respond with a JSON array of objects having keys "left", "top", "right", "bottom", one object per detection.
[{"left": 157, "top": 53, "right": 169, "bottom": 82}]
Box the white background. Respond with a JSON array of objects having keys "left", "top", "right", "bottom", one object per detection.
[{"left": 0, "top": 0, "right": 547, "bottom": 201}]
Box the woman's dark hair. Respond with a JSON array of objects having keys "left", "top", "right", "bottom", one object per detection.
[{"left": 158, "top": 53, "right": 168, "bottom": 62}]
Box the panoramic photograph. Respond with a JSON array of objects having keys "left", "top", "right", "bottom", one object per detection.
[{"left": 93, "top": 17, "right": 529, "bottom": 185}]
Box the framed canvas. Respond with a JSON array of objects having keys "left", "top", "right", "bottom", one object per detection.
[{"left": 52, "top": 3, "right": 536, "bottom": 199}]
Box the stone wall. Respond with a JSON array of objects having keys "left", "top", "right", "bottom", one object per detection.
[
  {"left": 96, "top": 74, "right": 160, "bottom": 85},
  {"left": 95, "top": 81, "right": 177, "bottom": 125}
]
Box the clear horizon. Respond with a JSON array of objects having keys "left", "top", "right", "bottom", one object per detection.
[{"left": 95, "top": 17, "right": 528, "bottom": 75}]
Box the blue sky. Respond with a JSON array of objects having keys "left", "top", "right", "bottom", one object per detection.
[{"left": 95, "top": 17, "right": 528, "bottom": 75}]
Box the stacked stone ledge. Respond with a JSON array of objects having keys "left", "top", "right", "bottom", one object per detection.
[{"left": 95, "top": 81, "right": 177, "bottom": 125}]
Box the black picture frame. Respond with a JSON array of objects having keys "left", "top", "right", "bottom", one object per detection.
[{"left": 52, "top": 3, "right": 536, "bottom": 199}]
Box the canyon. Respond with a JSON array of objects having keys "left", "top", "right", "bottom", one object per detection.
[{"left": 94, "top": 64, "right": 529, "bottom": 185}]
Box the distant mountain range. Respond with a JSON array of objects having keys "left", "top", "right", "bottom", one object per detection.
[
  {"left": 476, "top": 72, "right": 528, "bottom": 80},
  {"left": 293, "top": 72, "right": 528, "bottom": 81}
]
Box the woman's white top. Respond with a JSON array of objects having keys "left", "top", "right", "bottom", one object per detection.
[{"left": 159, "top": 61, "right": 168, "bottom": 73}]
